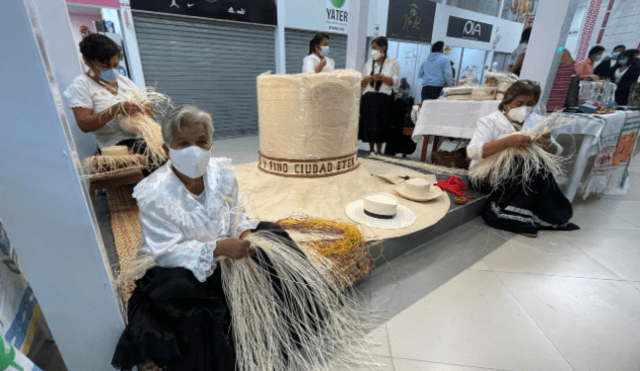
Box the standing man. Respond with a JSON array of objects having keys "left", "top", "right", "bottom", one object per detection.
[
  {"left": 594, "top": 45, "right": 625, "bottom": 79},
  {"left": 418, "top": 41, "right": 453, "bottom": 102}
]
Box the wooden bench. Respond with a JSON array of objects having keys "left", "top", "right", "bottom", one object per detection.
[{"left": 88, "top": 167, "right": 145, "bottom": 202}]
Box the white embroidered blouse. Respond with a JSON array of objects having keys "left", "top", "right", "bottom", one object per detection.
[
  {"left": 467, "top": 111, "right": 563, "bottom": 170},
  {"left": 133, "top": 157, "right": 260, "bottom": 282}
]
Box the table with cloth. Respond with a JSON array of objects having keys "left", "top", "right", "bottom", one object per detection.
[
  {"left": 554, "top": 110, "right": 640, "bottom": 201},
  {"left": 411, "top": 101, "right": 640, "bottom": 202},
  {"left": 411, "top": 100, "right": 501, "bottom": 161}
]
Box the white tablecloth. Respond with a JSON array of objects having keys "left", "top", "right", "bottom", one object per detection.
[{"left": 412, "top": 100, "right": 501, "bottom": 142}]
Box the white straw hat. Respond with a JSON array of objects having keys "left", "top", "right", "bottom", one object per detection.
[
  {"left": 345, "top": 193, "right": 416, "bottom": 230},
  {"left": 395, "top": 178, "right": 444, "bottom": 202}
]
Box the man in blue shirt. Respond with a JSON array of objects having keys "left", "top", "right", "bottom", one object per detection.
[{"left": 418, "top": 41, "right": 454, "bottom": 102}]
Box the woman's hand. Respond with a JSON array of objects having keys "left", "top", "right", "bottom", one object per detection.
[
  {"left": 116, "top": 102, "right": 142, "bottom": 116},
  {"left": 361, "top": 75, "right": 373, "bottom": 87},
  {"left": 215, "top": 239, "right": 256, "bottom": 260},
  {"left": 238, "top": 229, "right": 253, "bottom": 240},
  {"left": 506, "top": 135, "right": 533, "bottom": 149},
  {"left": 536, "top": 133, "right": 552, "bottom": 147}
]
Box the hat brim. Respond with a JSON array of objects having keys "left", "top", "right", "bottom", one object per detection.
[
  {"left": 345, "top": 200, "right": 417, "bottom": 230},
  {"left": 395, "top": 184, "right": 444, "bottom": 202}
]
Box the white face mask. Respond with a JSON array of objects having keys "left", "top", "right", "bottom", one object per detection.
[
  {"left": 507, "top": 106, "right": 533, "bottom": 123},
  {"left": 320, "top": 46, "right": 330, "bottom": 57},
  {"left": 371, "top": 49, "right": 382, "bottom": 61},
  {"left": 169, "top": 145, "right": 211, "bottom": 178}
]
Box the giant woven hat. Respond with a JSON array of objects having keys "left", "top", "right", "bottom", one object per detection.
[{"left": 236, "top": 70, "right": 450, "bottom": 241}]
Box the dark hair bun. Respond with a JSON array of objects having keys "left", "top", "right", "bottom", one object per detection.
[{"left": 79, "top": 34, "right": 122, "bottom": 64}]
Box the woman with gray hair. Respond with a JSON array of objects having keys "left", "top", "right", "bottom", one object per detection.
[{"left": 111, "top": 105, "right": 321, "bottom": 371}]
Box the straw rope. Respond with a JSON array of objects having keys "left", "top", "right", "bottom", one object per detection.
[{"left": 367, "top": 153, "right": 470, "bottom": 176}]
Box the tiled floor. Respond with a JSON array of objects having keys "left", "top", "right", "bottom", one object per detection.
[
  {"left": 217, "top": 136, "right": 640, "bottom": 371},
  {"left": 348, "top": 159, "right": 640, "bottom": 371}
]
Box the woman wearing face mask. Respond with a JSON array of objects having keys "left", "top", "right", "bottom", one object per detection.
[
  {"left": 608, "top": 50, "right": 640, "bottom": 106},
  {"left": 575, "top": 45, "right": 605, "bottom": 80},
  {"left": 359, "top": 36, "right": 401, "bottom": 155},
  {"left": 112, "top": 105, "right": 329, "bottom": 370},
  {"left": 467, "top": 81, "right": 578, "bottom": 238},
  {"left": 302, "top": 33, "right": 335, "bottom": 74},
  {"left": 65, "top": 34, "right": 155, "bottom": 157}
]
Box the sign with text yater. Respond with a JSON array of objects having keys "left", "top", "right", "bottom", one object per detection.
[
  {"left": 446, "top": 16, "right": 493, "bottom": 43},
  {"left": 386, "top": 0, "right": 437, "bottom": 42},
  {"left": 130, "top": 0, "right": 277, "bottom": 26},
  {"left": 325, "top": 0, "right": 349, "bottom": 33}
]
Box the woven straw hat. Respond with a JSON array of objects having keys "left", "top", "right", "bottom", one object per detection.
[
  {"left": 345, "top": 193, "right": 417, "bottom": 230},
  {"left": 395, "top": 178, "right": 444, "bottom": 202}
]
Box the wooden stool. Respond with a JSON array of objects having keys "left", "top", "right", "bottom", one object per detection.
[{"left": 88, "top": 167, "right": 145, "bottom": 202}]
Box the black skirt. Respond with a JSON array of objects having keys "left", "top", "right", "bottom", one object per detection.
[
  {"left": 111, "top": 222, "right": 318, "bottom": 371},
  {"left": 359, "top": 92, "right": 395, "bottom": 144},
  {"left": 478, "top": 159, "right": 580, "bottom": 235}
]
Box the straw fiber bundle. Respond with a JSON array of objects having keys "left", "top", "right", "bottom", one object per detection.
[
  {"left": 277, "top": 217, "right": 373, "bottom": 291},
  {"left": 83, "top": 88, "right": 171, "bottom": 174},
  {"left": 468, "top": 112, "right": 568, "bottom": 190},
  {"left": 221, "top": 231, "right": 376, "bottom": 371}
]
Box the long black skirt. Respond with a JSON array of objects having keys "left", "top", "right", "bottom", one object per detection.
[
  {"left": 478, "top": 160, "right": 580, "bottom": 235},
  {"left": 111, "top": 222, "right": 318, "bottom": 371},
  {"left": 359, "top": 92, "right": 394, "bottom": 144}
]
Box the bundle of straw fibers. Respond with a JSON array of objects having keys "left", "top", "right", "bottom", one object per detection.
[
  {"left": 117, "top": 87, "right": 172, "bottom": 168},
  {"left": 468, "top": 111, "right": 568, "bottom": 190},
  {"left": 221, "top": 231, "right": 376, "bottom": 371}
]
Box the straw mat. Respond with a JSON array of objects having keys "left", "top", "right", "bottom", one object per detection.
[{"left": 107, "top": 187, "right": 142, "bottom": 304}]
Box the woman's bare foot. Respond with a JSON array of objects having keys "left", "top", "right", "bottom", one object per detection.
[{"left": 520, "top": 233, "right": 538, "bottom": 238}]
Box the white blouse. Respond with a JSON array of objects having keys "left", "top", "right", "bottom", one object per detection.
[
  {"left": 362, "top": 56, "right": 401, "bottom": 96},
  {"left": 133, "top": 157, "right": 260, "bottom": 282},
  {"left": 302, "top": 54, "right": 336, "bottom": 74},
  {"left": 467, "top": 111, "right": 563, "bottom": 169},
  {"left": 63, "top": 74, "right": 144, "bottom": 148}
]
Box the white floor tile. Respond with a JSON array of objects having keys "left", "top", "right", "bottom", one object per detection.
[
  {"left": 365, "top": 324, "right": 392, "bottom": 357},
  {"left": 497, "top": 272, "right": 640, "bottom": 371},
  {"left": 385, "top": 270, "right": 573, "bottom": 371},
  {"left": 467, "top": 260, "right": 492, "bottom": 271},
  {"left": 630, "top": 281, "right": 640, "bottom": 291},
  {"left": 332, "top": 355, "right": 394, "bottom": 371},
  {"left": 482, "top": 234, "right": 621, "bottom": 279},
  {"left": 567, "top": 229, "right": 640, "bottom": 281},
  {"left": 569, "top": 204, "right": 640, "bottom": 231},
  {"left": 392, "top": 358, "right": 505, "bottom": 371}
]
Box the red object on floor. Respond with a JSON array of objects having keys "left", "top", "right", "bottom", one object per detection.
[{"left": 436, "top": 176, "right": 472, "bottom": 198}]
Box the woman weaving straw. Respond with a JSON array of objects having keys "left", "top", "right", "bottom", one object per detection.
[
  {"left": 111, "top": 105, "right": 371, "bottom": 371},
  {"left": 65, "top": 34, "right": 161, "bottom": 173},
  {"left": 467, "top": 80, "right": 579, "bottom": 238}
]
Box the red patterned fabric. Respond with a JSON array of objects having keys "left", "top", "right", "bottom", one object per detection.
[
  {"left": 547, "top": 63, "right": 576, "bottom": 112},
  {"left": 435, "top": 176, "right": 472, "bottom": 198}
]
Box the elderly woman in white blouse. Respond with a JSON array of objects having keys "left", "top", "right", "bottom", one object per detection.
[
  {"left": 467, "top": 80, "right": 578, "bottom": 238},
  {"left": 111, "top": 105, "right": 305, "bottom": 371},
  {"left": 359, "top": 36, "right": 401, "bottom": 155}
]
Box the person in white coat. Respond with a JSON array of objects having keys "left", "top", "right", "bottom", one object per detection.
[{"left": 302, "top": 33, "right": 335, "bottom": 74}]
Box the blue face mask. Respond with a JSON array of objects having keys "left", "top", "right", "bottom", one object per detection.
[
  {"left": 611, "top": 52, "right": 621, "bottom": 59},
  {"left": 100, "top": 68, "right": 120, "bottom": 82},
  {"left": 320, "top": 46, "right": 330, "bottom": 57},
  {"left": 594, "top": 54, "right": 603, "bottom": 62},
  {"left": 619, "top": 59, "right": 628, "bottom": 66}
]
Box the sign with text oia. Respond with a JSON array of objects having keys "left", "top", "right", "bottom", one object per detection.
[{"left": 446, "top": 16, "right": 493, "bottom": 43}]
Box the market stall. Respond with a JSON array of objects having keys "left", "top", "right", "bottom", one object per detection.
[{"left": 413, "top": 104, "right": 640, "bottom": 202}]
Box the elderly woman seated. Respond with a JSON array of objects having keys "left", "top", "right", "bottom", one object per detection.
[
  {"left": 467, "top": 81, "right": 579, "bottom": 237},
  {"left": 111, "top": 105, "right": 319, "bottom": 371}
]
